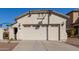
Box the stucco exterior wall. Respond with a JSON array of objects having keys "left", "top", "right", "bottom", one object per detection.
[
  {"left": 9, "top": 27, "right": 15, "bottom": 39},
  {"left": 17, "top": 14, "right": 48, "bottom": 24},
  {"left": 0, "top": 28, "right": 3, "bottom": 40},
  {"left": 73, "top": 12, "right": 78, "bottom": 23},
  {"left": 50, "top": 14, "right": 67, "bottom": 41},
  {"left": 50, "top": 14, "right": 66, "bottom": 24}
]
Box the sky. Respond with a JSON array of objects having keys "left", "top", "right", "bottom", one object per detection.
[{"left": 0, "top": 8, "right": 77, "bottom": 28}]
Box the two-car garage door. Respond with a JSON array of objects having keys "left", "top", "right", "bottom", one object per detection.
[
  {"left": 18, "top": 26, "right": 59, "bottom": 41},
  {"left": 19, "top": 26, "right": 46, "bottom": 40}
]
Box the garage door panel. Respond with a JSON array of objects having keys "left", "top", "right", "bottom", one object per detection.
[
  {"left": 21, "top": 26, "right": 46, "bottom": 40},
  {"left": 48, "top": 26, "right": 59, "bottom": 41}
]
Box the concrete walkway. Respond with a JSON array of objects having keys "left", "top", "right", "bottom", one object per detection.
[{"left": 13, "top": 40, "right": 79, "bottom": 51}]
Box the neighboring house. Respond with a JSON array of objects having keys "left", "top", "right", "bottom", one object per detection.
[
  {"left": 9, "top": 10, "right": 69, "bottom": 41},
  {"left": 67, "top": 10, "right": 79, "bottom": 36},
  {"left": 0, "top": 28, "right": 3, "bottom": 40},
  {"left": 0, "top": 24, "right": 4, "bottom": 40},
  {"left": 3, "top": 29, "right": 9, "bottom": 40}
]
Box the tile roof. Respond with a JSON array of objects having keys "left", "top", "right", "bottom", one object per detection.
[{"left": 16, "top": 10, "right": 69, "bottom": 20}]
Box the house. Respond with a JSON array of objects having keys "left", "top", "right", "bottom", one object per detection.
[
  {"left": 0, "top": 28, "right": 3, "bottom": 40},
  {"left": 3, "top": 28, "right": 9, "bottom": 40},
  {"left": 0, "top": 24, "right": 4, "bottom": 40},
  {"left": 67, "top": 10, "right": 79, "bottom": 37},
  {"left": 9, "top": 10, "right": 69, "bottom": 41}
]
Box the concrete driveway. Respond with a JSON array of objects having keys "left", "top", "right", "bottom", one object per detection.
[{"left": 13, "top": 40, "right": 79, "bottom": 51}]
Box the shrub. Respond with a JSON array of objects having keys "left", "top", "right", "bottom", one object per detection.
[{"left": 70, "top": 28, "right": 76, "bottom": 37}]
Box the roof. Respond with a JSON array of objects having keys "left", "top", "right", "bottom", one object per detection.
[
  {"left": 16, "top": 10, "right": 69, "bottom": 20},
  {"left": 67, "top": 10, "right": 79, "bottom": 15}
]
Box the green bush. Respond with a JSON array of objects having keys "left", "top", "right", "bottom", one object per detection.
[{"left": 70, "top": 28, "right": 76, "bottom": 37}]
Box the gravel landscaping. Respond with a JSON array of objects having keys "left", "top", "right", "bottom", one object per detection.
[{"left": 0, "top": 42, "right": 18, "bottom": 51}]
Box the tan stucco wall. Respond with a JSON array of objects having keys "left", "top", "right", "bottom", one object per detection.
[
  {"left": 9, "top": 13, "right": 67, "bottom": 41},
  {"left": 73, "top": 12, "right": 78, "bottom": 23},
  {"left": 9, "top": 27, "right": 15, "bottom": 39},
  {"left": 50, "top": 14, "right": 67, "bottom": 41},
  {"left": 17, "top": 14, "right": 48, "bottom": 24},
  {"left": 50, "top": 14, "right": 66, "bottom": 24}
]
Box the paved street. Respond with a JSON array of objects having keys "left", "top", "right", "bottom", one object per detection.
[{"left": 13, "top": 40, "right": 79, "bottom": 51}]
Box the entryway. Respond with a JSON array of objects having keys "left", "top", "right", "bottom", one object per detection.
[{"left": 14, "top": 27, "right": 18, "bottom": 40}]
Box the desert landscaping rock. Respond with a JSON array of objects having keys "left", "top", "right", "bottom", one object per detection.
[{"left": 0, "top": 41, "right": 18, "bottom": 51}]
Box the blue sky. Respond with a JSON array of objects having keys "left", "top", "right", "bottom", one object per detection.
[{"left": 0, "top": 8, "right": 77, "bottom": 27}]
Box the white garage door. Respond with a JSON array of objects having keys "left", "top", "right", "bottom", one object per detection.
[
  {"left": 20, "top": 26, "right": 46, "bottom": 40},
  {"left": 48, "top": 26, "right": 59, "bottom": 41}
]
